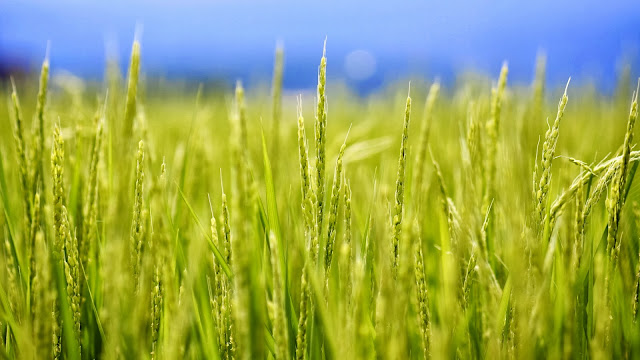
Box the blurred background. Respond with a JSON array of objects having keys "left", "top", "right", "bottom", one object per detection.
[{"left": 1, "top": 0, "right": 639, "bottom": 93}]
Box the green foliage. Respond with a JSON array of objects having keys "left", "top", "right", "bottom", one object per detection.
[{"left": 1, "top": 40, "right": 640, "bottom": 360}]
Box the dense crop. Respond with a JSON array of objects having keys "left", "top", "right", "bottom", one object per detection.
[{"left": 1, "top": 40, "right": 640, "bottom": 359}]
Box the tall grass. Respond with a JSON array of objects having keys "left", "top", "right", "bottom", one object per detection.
[{"left": 1, "top": 39, "right": 640, "bottom": 360}]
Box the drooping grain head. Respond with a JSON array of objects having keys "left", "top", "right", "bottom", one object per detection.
[
  {"left": 536, "top": 78, "right": 570, "bottom": 226},
  {"left": 605, "top": 81, "right": 638, "bottom": 267}
]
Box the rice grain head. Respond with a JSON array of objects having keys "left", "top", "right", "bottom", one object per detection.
[
  {"left": 51, "top": 122, "right": 66, "bottom": 256},
  {"left": 315, "top": 40, "right": 328, "bottom": 239},
  {"left": 484, "top": 63, "right": 508, "bottom": 212},
  {"left": 391, "top": 88, "right": 412, "bottom": 277},
  {"left": 131, "top": 140, "right": 145, "bottom": 285},
  {"left": 605, "top": 80, "right": 638, "bottom": 293},
  {"left": 324, "top": 130, "right": 349, "bottom": 278},
  {"left": 536, "top": 78, "right": 570, "bottom": 227},
  {"left": 10, "top": 80, "right": 32, "bottom": 232},
  {"left": 32, "top": 57, "right": 49, "bottom": 197},
  {"left": 413, "top": 81, "right": 440, "bottom": 197},
  {"left": 123, "top": 41, "right": 141, "bottom": 138}
]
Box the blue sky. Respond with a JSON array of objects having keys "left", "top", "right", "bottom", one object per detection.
[{"left": 1, "top": 0, "right": 639, "bottom": 91}]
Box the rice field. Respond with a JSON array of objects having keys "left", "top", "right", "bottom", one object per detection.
[{"left": 1, "top": 40, "right": 640, "bottom": 359}]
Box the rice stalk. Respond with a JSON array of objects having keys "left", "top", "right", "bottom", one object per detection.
[
  {"left": 324, "top": 129, "right": 349, "bottom": 281},
  {"left": 219, "top": 177, "right": 235, "bottom": 358},
  {"left": 32, "top": 230, "right": 53, "bottom": 358},
  {"left": 483, "top": 63, "right": 508, "bottom": 256},
  {"left": 31, "top": 57, "right": 49, "bottom": 202},
  {"left": 391, "top": 87, "right": 412, "bottom": 278},
  {"left": 571, "top": 179, "right": 585, "bottom": 272},
  {"left": 466, "top": 101, "right": 482, "bottom": 171},
  {"left": 268, "top": 231, "right": 289, "bottom": 360},
  {"left": 295, "top": 97, "right": 315, "bottom": 360},
  {"left": 131, "top": 140, "right": 145, "bottom": 286},
  {"left": 3, "top": 219, "right": 20, "bottom": 319},
  {"left": 340, "top": 179, "right": 353, "bottom": 306},
  {"left": 315, "top": 40, "right": 328, "bottom": 240},
  {"left": 537, "top": 79, "right": 570, "bottom": 234},
  {"left": 61, "top": 207, "right": 81, "bottom": 347},
  {"left": 633, "top": 203, "right": 640, "bottom": 321},
  {"left": 484, "top": 63, "right": 508, "bottom": 189},
  {"left": 50, "top": 123, "right": 65, "bottom": 360},
  {"left": 548, "top": 151, "right": 640, "bottom": 228},
  {"left": 50, "top": 122, "right": 82, "bottom": 354},
  {"left": 532, "top": 53, "right": 546, "bottom": 121},
  {"left": 235, "top": 81, "right": 249, "bottom": 156},
  {"left": 271, "top": 45, "right": 284, "bottom": 161},
  {"left": 220, "top": 175, "right": 232, "bottom": 266},
  {"left": 413, "top": 81, "right": 440, "bottom": 196},
  {"left": 230, "top": 88, "right": 264, "bottom": 358},
  {"left": 604, "top": 82, "right": 638, "bottom": 298},
  {"left": 81, "top": 111, "right": 104, "bottom": 272},
  {"left": 414, "top": 227, "right": 431, "bottom": 359},
  {"left": 28, "top": 192, "right": 41, "bottom": 312},
  {"left": 353, "top": 259, "right": 374, "bottom": 359},
  {"left": 297, "top": 97, "right": 312, "bottom": 203},
  {"left": 150, "top": 163, "right": 168, "bottom": 359},
  {"left": 51, "top": 123, "right": 66, "bottom": 257},
  {"left": 207, "top": 196, "right": 225, "bottom": 358},
  {"left": 123, "top": 41, "right": 141, "bottom": 139},
  {"left": 10, "top": 80, "right": 32, "bottom": 237},
  {"left": 295, "top": 261, "right": 310, "bottom": 360}
]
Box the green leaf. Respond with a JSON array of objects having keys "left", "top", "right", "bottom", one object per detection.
[
  {"left": 0, "top": 149, "right": 26, "bottom": 288},
  {"left": 496, "top": 275, "right": 512, "bottom": 341},
  {"left": 176, "top": 184, "right": 233, "bottom": 279},
  {"left": 52, "top": 255, "right": 80, "bottom": 360},
  {"left": 261, "top": 126, "right": 298, "bottom": 352}
]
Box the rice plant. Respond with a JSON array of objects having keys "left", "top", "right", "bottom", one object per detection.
[{"left": 1, "top": 38, "right": 640, "bottom": 360}]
